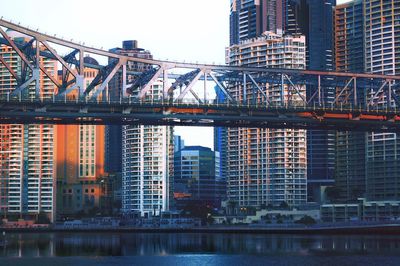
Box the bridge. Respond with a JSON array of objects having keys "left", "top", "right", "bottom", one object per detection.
[{"left": 1, "top": 18, "right": 400, "bottom": 131}]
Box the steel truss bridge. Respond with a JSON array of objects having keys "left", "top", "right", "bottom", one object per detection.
[{"left": 0, "top": 19, "right": 400, "bottom": 131}]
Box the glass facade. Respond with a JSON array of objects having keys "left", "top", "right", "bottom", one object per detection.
[
  {"left": 334, "top": 0, "right": 366, "bottom": 202},
  {"left": 284, "top": 0, "right": 337, "bottom": 202},
  {"left": 364, "top": 0, "right": 400, "bottom": 201},
  {"left": 174, "top": 146, "right": 225, "bottom": 209},
  {"left": 230, "top": 0, "right": 283, "bottom": 45},
  {"left": 213, "top": 127, "right": 227, "bottom": 183},
  {"left": 333, "top": 0, "right": 400, "bottom": 202}
]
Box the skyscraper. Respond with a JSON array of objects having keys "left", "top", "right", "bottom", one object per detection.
[
  {"left": 334, "top": 0, "right": 366, "bottom": 202},
  {"left": 230, "top": 0, "right": 284, "bottom": 45},
  {"left": 333, "top": 0, "right": 400, "bottom": 202},
  {"left": 334, "top": 0, "right": 364, "bottom": 73},
  {"left": 214, "top": 127, "right": 227, "bottom": 183},
  {"left": 364, "top": 0, "right": 400, "bottom": 201},
  {"left": 174, "top": 135, "right": 185, "bottom": 153},
  {"left": 0, "top": 31, "right": 56, "bottom": 222},
  {"left": 283, "top": 0, "right": 337, "bottom": 202},
  {"left": 105, "top": 40, "right": 153, "bottom": 175},
  {"left": 55, "top": 57, "right": 106, "bottom": 218},
  {"left": 226, "top": 32, "right": 307, "bottom": 208},
  {"left": 118, "top": 41, "right": 174, "bottom": 216},
  {"left": 122, "top": 85, "right": 174, "bottom": 216},
  {"left": 283, "top": 0, "right": 336, "bottom": 70},
  {"left": 283, "top": 0, "right": 308, "bottom": 36}
]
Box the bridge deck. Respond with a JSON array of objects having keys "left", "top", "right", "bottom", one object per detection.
[{"left": 0, "top": 98, "right": 399, "bottom": 132}]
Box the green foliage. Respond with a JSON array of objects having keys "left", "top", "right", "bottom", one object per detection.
[
  {"left": 295, "top": 215, "right": 316, "bottom": 226},
  {"left": 182, "top": 202, "right": 214, "bottom": 225}
]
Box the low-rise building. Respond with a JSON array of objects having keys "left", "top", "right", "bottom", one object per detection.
[
  {"left": 174, "top": 146, "right": 225, "bottom": 209},
  {"left": 321, "top": 198, "right": 400, "bottom": 223}
]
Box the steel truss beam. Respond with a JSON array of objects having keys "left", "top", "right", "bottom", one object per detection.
[{"left": 0, "top": 18, "right": 400, "bottom": 129}]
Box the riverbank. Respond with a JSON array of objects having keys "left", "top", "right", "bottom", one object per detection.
[{"left": 2, "top": 223, "right": 400, "bottom": 234}]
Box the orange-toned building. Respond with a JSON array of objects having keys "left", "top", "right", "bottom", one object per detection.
[{"left": 55, "top": 58, "right": 107, "bottom": 218}]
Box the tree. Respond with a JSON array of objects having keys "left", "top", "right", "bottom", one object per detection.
[
  {"left": 264, "top": 215, "right": 271, "bottom": 224},
  {"left": 182, "top": 202, "right": 214, "bottom": 225},
  {"left": 295, "top": 215, "right": 316, "bottom": 226}
]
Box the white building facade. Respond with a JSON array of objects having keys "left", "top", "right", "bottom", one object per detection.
[
  {"left": 122, "top": 81, "right": 174, "bottom": 216},
  {"left": 226, "top": 32, "right": 307, "bottom": 208},
  {"left": 0, "top": 32, "right": 56, "bottom": 221}
]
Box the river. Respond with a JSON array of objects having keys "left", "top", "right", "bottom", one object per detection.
[{"left": 0, "top": 233, "right": 400, "bottom": 265}]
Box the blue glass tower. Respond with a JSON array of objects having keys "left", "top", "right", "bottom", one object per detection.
[
  {"left": 229, "top": 0, "right": 283, "bottom": 45},
  {"left": 284, "top": 0, "right": 337, "bottom": 202}
]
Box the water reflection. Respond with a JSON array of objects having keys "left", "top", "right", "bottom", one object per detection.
[{"left": 1, "top": 233, "right": 400, "bottom": 257}]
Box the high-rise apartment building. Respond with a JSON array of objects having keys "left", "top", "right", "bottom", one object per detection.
[
  {"left": 333, "top": 0, "right": 400, "bottom": 202},
  {"left": 174, "top": 146, "right": 224, "bottom": 209},
  {"left": 334, "top": 0, "right": 365, "bottom": 73},
  {"left": 334, "top": 0, "right": 366, "bottom": 202},
  {"left": 55, "top": 57, "right": 107, "bottom": 218},
  {"left": 117, "top": 41, "right": 174, "bottom": 216},
  {"left": 0, "top": 31, "right": 56, "bottom": 221},
  {"left": 226, "top": 32, "right": 307, "bottom": 208},
  {"left": 105, "top": 41, "right": 154, "bottom": 175},
  {"left": 364, "top": 0, "right": 400, "bottom": 201},
  {"left": 56, "top": 124, "right": 106, "bottom": 216},
  {"left": 230, "top": 0, "right": 284, "bottom": 45},
  {"left": 122, "top": 88, "right": 174, "bottom": 216}
]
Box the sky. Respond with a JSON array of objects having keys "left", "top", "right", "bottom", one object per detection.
[{"left": 1, "top": 0, "right": 230, "bottom": 148}]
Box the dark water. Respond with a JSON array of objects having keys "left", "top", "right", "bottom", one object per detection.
[{"left": 0, "top": 233, "right": 400, "bottom": 265}]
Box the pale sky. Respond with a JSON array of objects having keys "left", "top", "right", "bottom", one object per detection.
[
  {"left": 1, "top": 0, "right": 348, "bottom": 148},
  {"left": 1, "top": 0, "right": 230, "bottom": 148}
]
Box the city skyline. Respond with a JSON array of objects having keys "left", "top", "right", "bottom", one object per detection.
[
  {"left": 0, "top": 0, "right": 398, "bottom": 207},
  {"left": 0, "top": 0, "right": 350, "bottom": 149},
  {"left": 1, "top": 3, "right": 400, "bottom": 265}
]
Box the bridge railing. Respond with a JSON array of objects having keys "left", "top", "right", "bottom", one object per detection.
[{"left": 0, "top": 93, "right": 398, "bottom": 115}]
